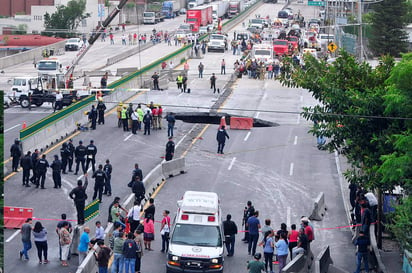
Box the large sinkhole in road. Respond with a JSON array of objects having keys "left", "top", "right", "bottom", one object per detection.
[{"left": 174, "top": 112, "right": 279, "bottom": 127}]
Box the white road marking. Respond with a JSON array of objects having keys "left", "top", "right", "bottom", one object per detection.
[
  {"left": 254, "top": 112, "right": 260, "bottom": 119},
  {"left": 124, "top": 133, "right": 133, "bottom": 141},
  {"left": 5, "top": 124, "right": 21, "bottom": 132},
  {"left": 6, "top": 230, "right": 20, "bottom": 243},
  {"left": 244, "top": 131, "right": 251, "bottom": 142},
  {"left": 263, "top": 93, "right": 267, "bottom": 100},
  {"left": 228, "top": 157, "right": 236, "bottom": 171},
  {"left": 296, "top": 115, "right": 300, "bottom": 124},
  {"left": 287, "top": 206, "right": 291, "bottom": 228},
  {"left": 77, "top": 167, "right": 92, "bottom": 180},
  {"left": 300, "top": 95, "right": 303, "bottom": 102},
  {"left": 289, "top": 162, "right": 294, "bottom": 176},
  {"left": 293, "top": 136, "right": 298, "bottom": 145}
]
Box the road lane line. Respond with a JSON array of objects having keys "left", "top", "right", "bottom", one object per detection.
[
  {"left": 300, "top": 95, "right": 303, "bottom": 102},
  {"left": 244, "top": 131, "right": 251, "bottom": 142},
  {"left": 124, "top": 133, "right": 133, "bottom": 141},
  {"left": 6, "top": 230, "right": 20, "bottom": 243},
  {"left": 294, "top": 136, "right": 298, "bottom": 145},
  {"left": 5, "top": 124, "right": 21, "bottom": 132},
  {"left": 228, "top": 157, "right": 236, "bottom": 171},
  {"left": 289, "top": 162, "right": 294, "bottom": 176},
  {"left": 254, "top": 112, "right": 260, "bottom": 119},
  {"left": 296, "top": 115, "right": 300, "bottom": 124},
  {"left": 287, "top": 206, "right": 291, "bottom": 228}
]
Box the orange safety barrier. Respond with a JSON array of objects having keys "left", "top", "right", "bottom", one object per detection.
[
  {"left": 4, "top": 206, "right": 34, "bottom": 229},
  {"left": 230, "top": 117, "right": 253, "bottom": 130},
  {"left": 219, "top": 116, "right": 227, "bottom": 129}
]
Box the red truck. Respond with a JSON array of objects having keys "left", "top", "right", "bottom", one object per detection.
[
  {"left": 186, "top": 6, "right": 213, "bottom": 32},
  {"left": 273, "top": 39, "right": 289, "bottom": 56}
]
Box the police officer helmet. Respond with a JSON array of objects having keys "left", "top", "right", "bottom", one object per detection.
[
  {"left": 254, "top": 253, "right": 262, "bottom": 260},
  {"left": 14, "top": 138, "right": 20, "bottom": 144},
  {"left": 79, "top": 140, "right": 83, "bottom": 144}
]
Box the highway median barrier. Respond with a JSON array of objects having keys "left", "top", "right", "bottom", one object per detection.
[
  {"left": 309, "top": 192, "right": 327, "bottom": 221},
  {"left": 70, "top": 225, "right": 83, "bottom": 256},
  {"left": 281, "top": 253, "right": 306, "bottom": 273},
  {"left": 314, "top": 245, "right": 333, "bottom": 273},
  {"left": 369, "top": 224, "right": 388, "bottom": 273},
  {"left": 162, "top": 157, "right": 186, "bottom": 177}
]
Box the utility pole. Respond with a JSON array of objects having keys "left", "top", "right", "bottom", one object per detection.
[{"left": 358, "top": 0, "right": 363, "bottom": 61}]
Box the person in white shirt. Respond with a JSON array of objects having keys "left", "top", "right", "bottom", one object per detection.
[
  {"left": 54, "top": 91, "right": 63, "bottom": 112},
  {"left": 94, "top": 221, "right": 105, "bottom": 242},
  {"left": 128, "top": 200, "right": 142, "bottom": 233}
]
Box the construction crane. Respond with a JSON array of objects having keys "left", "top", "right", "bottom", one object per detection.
[{"left": 88, "top": 0, "right": 129, "bottom": 45}]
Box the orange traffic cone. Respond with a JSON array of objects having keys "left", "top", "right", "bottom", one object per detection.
[
  {"left": 22, "top": 121, "right": 27, "bottom": 129},
  {"left": 219, "top": 116, "right": 227, "bottom": 129}
]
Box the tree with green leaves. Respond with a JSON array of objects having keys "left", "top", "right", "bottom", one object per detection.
[
  {"left": 368, "top": 0, "right": 409, "bottom": 57},
  {"left": 279, "top": 51, "right": 412, "bottom": 251},
  {"left": 44, "top": 0, "right": 88, "bottom": 37}
]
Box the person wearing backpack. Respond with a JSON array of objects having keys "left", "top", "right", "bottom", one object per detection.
[{"left": 123, "top": 233, "right": 138, "bottom": 273}]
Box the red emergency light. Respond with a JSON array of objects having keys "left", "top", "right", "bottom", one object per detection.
[
  {"left": 208, "top": 216, "right": 215, "bottom": 222},
  {"left": 181, "top": 214, "right": 189, "bottom": 220}
]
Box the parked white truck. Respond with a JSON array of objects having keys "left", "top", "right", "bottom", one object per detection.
[
  {"left": 211, "top": 1, "right": 229, "bottom": 20},
  {"left": 188, "top": 0, "right": 205, "bottom": 9}
]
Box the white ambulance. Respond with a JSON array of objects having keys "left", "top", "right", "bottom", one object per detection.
[{"left": 167, "top": 191, "right": 224, "bottom": 273}]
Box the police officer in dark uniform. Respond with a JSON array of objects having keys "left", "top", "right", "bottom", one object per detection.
[
  {"left": 103, "top": 159, "right": 112, "bottom": 196},
  {"left": 67, "top": 139, "right": 75, "bottom": 172},
  {"left": 96, "top": 99, "right": 107, "bottom": 125},
  {"left": 132, "top": 176, "right": 146, "bottom": 203},
  {"left": 50, "top": 155, "right": 62, "bottom": 188},
  {"left": 75, "top": 140, "right": 87, "bottom": 175},
  {"left": 10, "top": 139, "right": 22, "bottom": 172},
  {"left": 36, "top": 154, "right": 49, "bottom": 189},
  {"left": 30, "top": 149, "right": 40, "bottom": 184},
  {"left": 88, "top": 105, "right": 98, "bottom": 130},
  {"left": 60, "top": 143, "right": 71, "bottom": 174},
  {"left": 242, "top": 201, "right": 255, "bottom": 243},
  {"left": 69, "top": 177, "right": 88, "bottom": 225},
  {"left": 165, "top": 136, "right": 175, "bottom": 161},
  {"left": 92, "top": 164, "right": 107, "bottom": 203},
  {"left": 86, "top": 140, "right": 97, "bottom": 173},
  {"left": 20, "top": 151, "right": 33, "bottom": 187}
]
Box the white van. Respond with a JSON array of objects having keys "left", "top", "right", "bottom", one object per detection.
[
  {"left": 319, "top": 34, "right": 335, "bottom": 47},
  {"left": 167, "top": 191, "right": 224, "bottom": 273}
]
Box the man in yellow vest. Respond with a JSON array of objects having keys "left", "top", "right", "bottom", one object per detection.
[
  {"left": 121, "top": 106, "right": 128, "bottom": 132},
  {"left": 176, "top": 74, "right": 183, "bottom": 91}
]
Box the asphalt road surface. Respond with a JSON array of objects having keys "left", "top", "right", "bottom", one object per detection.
[{"left": 3, "top": 1, "right": 357, "bottom": 273}]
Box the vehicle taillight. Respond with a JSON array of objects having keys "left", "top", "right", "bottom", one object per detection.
[
  {"left": 208, "top": 216, "right": 215, "bottom": 222},
  {"left": 181, "top": 214, "right": 189, "bottom": 220}
]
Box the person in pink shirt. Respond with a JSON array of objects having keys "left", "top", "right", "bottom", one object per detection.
[{"left": 143, "top": 214, "right": 155, "bottom": 250}]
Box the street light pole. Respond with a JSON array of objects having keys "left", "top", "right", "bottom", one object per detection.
[{"left": 358, "top": 0, "right": 363, "bottom": 61}]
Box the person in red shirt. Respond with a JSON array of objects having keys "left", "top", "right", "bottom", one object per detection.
[
  {"left": 288, "top": 224, "right": 299, "bottom": 258},
  {"left": 157, "top": 106, "right": 163, "bottom": 129},
  {"left": 151, "top": 107, "right": 158, "bottom": 130},
  {"left": 303, "top": 220, "right": 314, "bottom": 242}
]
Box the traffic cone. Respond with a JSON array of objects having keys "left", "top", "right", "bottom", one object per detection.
[
  {"left": 219, "top": 116, "right": 227, "bottom": 129},
  {"left": 22, "top": 121, "right": 27, "bottom": 129}
]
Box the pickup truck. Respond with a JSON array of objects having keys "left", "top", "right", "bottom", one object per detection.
[{"left": 208, "top": 33, "right": 227, "bottom": 52}]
